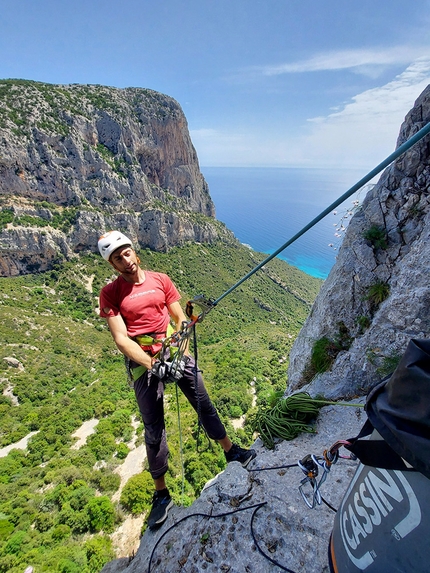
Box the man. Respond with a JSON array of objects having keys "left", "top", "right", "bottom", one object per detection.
[{"left": 97, "top": 230, "right": 256, "bottom": 530}]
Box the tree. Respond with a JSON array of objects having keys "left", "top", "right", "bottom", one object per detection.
[
  {"left": 115, "top": 442, "right": 130, "bottom": 460},
  {"left": 86, "top": 496, "right": 116, "bottom": 533},
  {"left": 120, "top": 472, "right": 153, "bottom": 515},
  {"left": 84, "top": 536, "right": 115, "bottom": 573}
]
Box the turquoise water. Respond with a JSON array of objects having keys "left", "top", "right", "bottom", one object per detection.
[{"left": 202, "top": 166, "right": 364, "bottom": 279}]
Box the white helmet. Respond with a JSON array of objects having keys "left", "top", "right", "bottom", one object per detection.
[{"left": 98, "top": 231, "right": 133, "bottom": 261}]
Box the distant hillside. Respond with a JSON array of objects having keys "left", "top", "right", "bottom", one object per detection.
[
  {"left": 0, "top": 79, "right": 230, "bottom": 276},
  {"left": 0, "top": 79, "right": 326, "bottom": 572}
]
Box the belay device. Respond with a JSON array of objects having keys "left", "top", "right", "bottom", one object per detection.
[{"left": 329, "top": 339, "right": 430, "bottom": 572}]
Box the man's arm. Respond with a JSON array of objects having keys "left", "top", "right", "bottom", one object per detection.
[
  {"left": 167, "top": 300, "right": 188, "bottom": 331},
  {"left": 168, "top": 301, "right": 190, "bottom": 355},
  {"left": 106, "top": 314, "right": 154, "bottom": 369}
]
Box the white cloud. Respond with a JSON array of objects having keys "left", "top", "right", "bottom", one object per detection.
[
  {"left": 193, "top": 58, "right": 430, "bottom": 169},
  {"left": 291, "top": 57, "right": 430, "bottom": 168},
  {"left": 261, "top": 46, "right": 430, "bottom": 77}
]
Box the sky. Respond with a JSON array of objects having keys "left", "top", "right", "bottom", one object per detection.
[{"left": 2, "top": 0, "right": 430, "bottom": 170}]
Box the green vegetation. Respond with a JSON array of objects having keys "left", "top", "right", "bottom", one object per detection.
[
  {"left": 0, "top": 240, "right": 321, "bottom": 571},
  {"left": 376, "top": 352, "right": 402, "bottom": 378},
  {"left": 302, "top": 321, "right": 352, "bottom": 383},
  {"left": 0, "top": 205, "right": 78, "bottom": 234},
  {"left": 365, "top": 280, "right": 390, "bottom": 307},
  {"left": 0, "top": 209, "right": 14, "bottom": 230},
  {"left": 363, "top": 225, "right": 388, "bottom": 250},
  {"left": 366, "top": 348, "right": 402, "bottom": 378},
  {"left": 356, "top": 314, "right": 371, "bottom": 333}
]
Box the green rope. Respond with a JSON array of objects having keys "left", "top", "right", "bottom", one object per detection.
[
  {"left": 175, "top": 382, "right": 186, "bottom": 504},
  {"left": 250, "top": 392, "right": 364, "bottom": 449}
]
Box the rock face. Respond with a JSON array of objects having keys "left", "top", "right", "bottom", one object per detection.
[
  {"left": 288, "top": 85, "right": 430, "bottom": 399},
  {"left": 0, "top": 80, "right": 230, "bottom": 276},
  {"left": 101, "top": 403, "right": 366, "bottom": 573}
]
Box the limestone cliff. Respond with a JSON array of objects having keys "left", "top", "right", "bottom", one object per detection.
[
  {"left": 0, "top": 80, "right": 230, "bottom": 276},
  {"left": 288, "top": 84, "right": 430, "bottom": 399}
]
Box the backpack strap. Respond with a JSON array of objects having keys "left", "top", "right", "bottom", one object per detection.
[{"left": 344, "top": 419, "right": 414, "bottom": 471}]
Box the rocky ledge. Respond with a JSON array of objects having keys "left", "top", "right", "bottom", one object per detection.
[
  {"left": 287, "top": 84, "right": 430, "bottom": 399},
  {"left": 102, "top": 402, "right": 365, "bottom": 573}
]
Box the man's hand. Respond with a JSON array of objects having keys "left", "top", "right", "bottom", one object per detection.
[
  {"left": 150, "top": 360, "right": 170, "bottom": 381},
  {"left": 150, "top": 358, "right": 186, "bottom": 383}
]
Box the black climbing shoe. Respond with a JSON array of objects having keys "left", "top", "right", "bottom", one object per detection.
[
  {"left": 225, "top": 443, "right": 257, "bottom": 468},
  {"left": 147, "top": 489, "right": 173, "bottom": 530}
]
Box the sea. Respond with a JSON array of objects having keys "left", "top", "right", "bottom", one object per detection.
[{"left": 201, "top": 166, "right": 366, "bottom": 279}]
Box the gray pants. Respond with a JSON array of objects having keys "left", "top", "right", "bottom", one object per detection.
[{"left": 134, "top": 356, "right": 227, "bottom": 480}]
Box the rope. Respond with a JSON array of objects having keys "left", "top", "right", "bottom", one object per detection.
[
  {"left": 250, "top": 392, "right": 364, "bottom": 449},
  {"left": 145, "top": 456, "right": 342, "bottom": 573},
  {"left": 146, "top": 499, "right": 303, "bottom": 573},
  {"left": 250, "top": 503, "right": 298, "bottom": 573},
  {"left": 146, "top": 502, "right": 267, "bottom": 573},
  {"left": 174, "top": 382, "right": 186, "bottom": 504},
  {"left": 211, "top": 120, "right": 430, "bottom": 306}
]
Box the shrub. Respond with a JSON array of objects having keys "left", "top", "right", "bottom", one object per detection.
[
  {"left": 92, "top": 470, "right": 120, "bottom": 493},
  {"left": 363, "top": 225, "right": 388, "bottom": 249},
  {"left": 120, "top": 472, "right": 153, "bottom": 515},
  {"left": 86, "top": 496, "right": 115, "bottom": 533},
  {"left": 58, "top": 558, "right": 81, "bottom": 573},
  {"left": 0, "top": 519, "right": 14, "bottom": 540},
  {"left": 0, "top": 208, "right": 14, "bottom": 229},
  {"left": 3, "top": 530, "right": 27, "bottom": 554},
  {"left": 302, "top": 324, "right": 352, "bottom": 384},
  {"left": 310, "top": 337, "right": 339, "bottom": 373},
  {"left": 51, "top": 524, "right": 72, "bottom": 541},
  {"left": 377, "top": 352, "right": 402, "bottom": 377},
  {"left": 84, "top": 536, "right": 115, "bottom": 573},
  {"left": 356, "top": 315, "right": 371, "bottom": 332},
  {"left": 365, "top": 281, "right": 390, "bottom": 306},
  {"left": 116, "top": 442, "right": 130, "bottom": 459}
]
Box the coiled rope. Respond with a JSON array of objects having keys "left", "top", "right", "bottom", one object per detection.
[{"left": 250, "top": 392, "right": 363, "bottom": 449}]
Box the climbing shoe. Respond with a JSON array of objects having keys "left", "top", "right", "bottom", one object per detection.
[
  {"left": 225, "top": 443, "right": 256, "bottom": 468},
  {"left": 147, "top": 489, "right": 173, "bottom": 530}
]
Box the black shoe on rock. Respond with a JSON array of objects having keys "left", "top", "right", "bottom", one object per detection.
[
  {"left": 225, "top": 443, "right": 257, "bottom": 468},
  {"left": 147, "top": 489, "right": 173, "bottom": 530}
]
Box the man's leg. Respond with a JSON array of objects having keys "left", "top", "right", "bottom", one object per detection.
[
  {"left": 178, "top": 357, "right": 256, "bottom": 467},
  {"left": 134, "top": 373, "right": 173, "bottom": 529}
]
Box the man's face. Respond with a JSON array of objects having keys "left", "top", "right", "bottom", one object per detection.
[{"left": 109, "top": 246, "right": 138, "bottom": 275}]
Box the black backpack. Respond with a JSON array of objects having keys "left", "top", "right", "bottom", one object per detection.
[{"left": 329, "top": 338, "right": 430, "bottom": 573}]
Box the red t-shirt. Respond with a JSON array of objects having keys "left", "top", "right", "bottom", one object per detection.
[{"left": 99, "top": 271, "right": 181, "bottom": 338}]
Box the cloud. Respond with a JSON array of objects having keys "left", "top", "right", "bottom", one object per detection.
[
  {"left": 291, "top": 57, "right": 430, "bottom": 168},
  {"left": 192, "top": 58, "right": 430, "bottom": 169},
  {"left": 260, "top": 46, "right": 430, "bottom": 78}
]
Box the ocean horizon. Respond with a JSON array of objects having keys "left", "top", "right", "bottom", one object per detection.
[{"left": 202, "top": 166, "right": 366, "bottom": 279}]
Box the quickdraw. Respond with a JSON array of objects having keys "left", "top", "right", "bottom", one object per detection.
[
  {"left": 155, "top": 295, "right": 217, "bottom": 380},
  {"left": 298, "top": 440, "right": 354, "bottom": 509}
]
